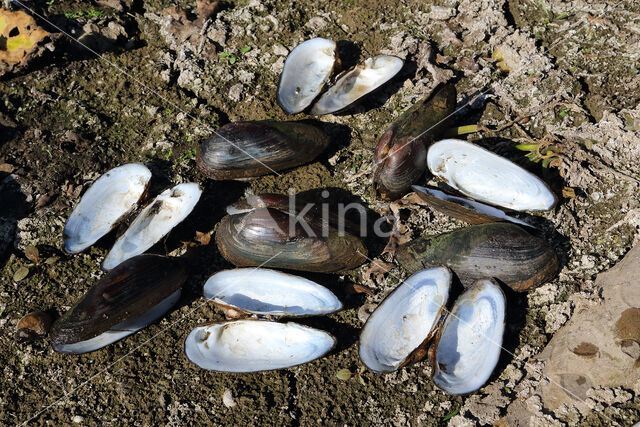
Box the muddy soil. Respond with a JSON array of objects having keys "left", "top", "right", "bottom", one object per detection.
[{"left": 1, "top": 0, "right": 640, "bottom": 425}]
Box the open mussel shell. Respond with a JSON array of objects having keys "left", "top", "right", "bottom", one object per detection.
[
  {"left": 373, "top": 84, "right": 457, "bottom": 200},
  {"left": 215, "top": 206, "right": 367, "bottom": 273},
  {"left": 203, "top": 268, "right": 342, "bottom": 317},
  {"left": 277, "top": 38, "right": 337, "bottom": 114},
  {"left": 395, "top": 222, "right": 558, "bottom": 292},
  {"left": 311, "top": 55, "right": 404, "bottom": 116},
  {"left": 359, "top": 267, "right": 452, "bottom": 373},
  {"left": 103, "top": 183, "right": 202, "bottom": 270},
  {"left": 184, "top": 320, "right": 336, "bottom": 372},
  {"left": 411, "top": 185, "right": 532, "bottom": 228},
  {"left": 63, "top": 163, "right": 151, "bottom": 254},
  {"left": 432, "top": 278, "right": 506, "bottom": 395},
  {"left": 427, "top": 139, "right": 557, "bottom": 211},
  {"left": 197, "top": 121, "right": 330, "bottom": 180},
  {"left": 51, "top": 255, "right": 187, "bottom": 354}
]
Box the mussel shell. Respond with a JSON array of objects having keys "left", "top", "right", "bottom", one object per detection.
[
  {"left": 277, "top": 38, "right": 337, "bottom": 114},
  {"left": 185, "top": 320, "right": 336, "bottom": 372},
  {"left": 102, "top": 183, "right": 202, "bottom": 270},
  {"left": 310, "top": 55, "right": 404, "bottom": 116},
  {"left": 359, "top": 267, "right": 452, "bottom": 373},
  {"left": 395, "top": 222, "right": 558, "bottom": 291},
  {"left": 373, "top": 84, "right": 457, "bottom": 200},
  {"left": 431, "top": 278, "right": 506, "bottom": 395},
  {"left": 197, "top": 121, "right": 330, "bottom": 180},
  {"left": 411, "top": 185, "right": 532, "bottom": 228},
  {"left": 203, "top": 268, "right": 342, "bottom": 317},
  {"left": 215, "top": 207, "right": 367, "bottom": 273},
  {"left": 63, "top": 163, "right": 151, "bottom": 254},
  {"left": 51, "top": 255, "right": 187, "bottom": 353},
  {"left": 426, "top": 139, "right": 557, "bottom": 211}
]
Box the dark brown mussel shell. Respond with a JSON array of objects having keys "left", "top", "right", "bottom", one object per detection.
[
  {"left": 215, "top": 206, "right": 367, "bottom": 273},
  {"left": 51, "top": 255, "right": 188, "bottom": 353},
  {"left": 411, "top": 185, "right": 534, "bottom": 228},
  {"left": 197, "top": 120, "right": 330, "bottom": 180},
  {"left": 373, "top": 84, "right": 457, "bottom": 200},
  {"left": 395, "top": 222, "right": 558, "bottom": 291}
]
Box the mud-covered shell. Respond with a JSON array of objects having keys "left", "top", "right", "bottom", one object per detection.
[
  {"left": 395, "top": 222, "right": 558, "bottom": 291},
  {"left": 215, "top": 207, "right": 367, "bottom": 273},
  {"left": 184, "top": 320, "right": 336, "bottom": 372},
  {"left": 311, "top": 55, "right": 404, "bottom": 116},
  {"left": 103, "top": 183, "right": 202, "bottom": 270},
  {"left": 203, "top": 268, "right": 342, "bottom": 317},
  {"left": 411, "top": 185, "right": 532, "bottom": 228},
  {"left": 427, "top": 139, "right": 557, "bottom": 211},
  {"left": 373, "top": 84, "right": 457, "bottom": 200},
  {"left": 196, "top": 121, "right": 330, "bottom": 180},
  {"left": 359, "top": 267, "right": 452, "bottom": 373},
  {"left": 51, "top": 255, "right": 187, "bottom": 353},
  {"left": 63, "top": 163, "right": 151, "bottom": 254},
  {"left": 277, "top": 38, "right": 337, "bottom": 114},
  {"left": 432, "top": 278, "right": 506, "bottom": 395}
]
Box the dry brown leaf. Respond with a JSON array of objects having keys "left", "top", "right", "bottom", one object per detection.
[
  {"left": 0, "top": 10, "right": 50, "bottom": 76},
  {"left": 362, "top": 259, "right": 394, "bottom": 286},
  {"left": 351, "top": 283, "right": 376, "bottom": 297},
  {"left": 195, "top": 231, "right": 211, "bottom": 246},
  {"left": 358, "top": 303, "right": 377, "bottom": 323}
]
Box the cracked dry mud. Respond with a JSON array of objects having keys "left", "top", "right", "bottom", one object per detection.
[{"left": 1, "top": 0, "right": 640, "bottom": 425}]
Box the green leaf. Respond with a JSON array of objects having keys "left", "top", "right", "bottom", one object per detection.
[
  {"left": 13, "top": 266, "right": 29, "bottom": 282},
  {"left": 336, "top": 368, "right": 352, "bottom": 381},
  {"left": 442, "top": 407, "right": 460, "bottom": 422},
  {"left": 358, "top": 376, "right": 366, "bottom": 386},
  {"left": 45, "top": 256, "right": 58, "bottom": 265},
  {"left": 219, "top": 52, "right": 231, "bottom": 58},
  {"left": 229, "top": 56, "right": 237, "bottom": 65},
  {"left": 240, "top": 45, "right": 251, "bottom": 54},
  {"left": 555, "top": 12, "right": 569, "bottom": 20},
  {"left": 24, "top": 245, "right": 39, "bottom": 263},
  {"left": 515, "top": 143, "right": 539, "bottom": 152}
]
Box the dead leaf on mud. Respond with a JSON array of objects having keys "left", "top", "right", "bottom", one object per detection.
[
  {"left": 358, "top": 303, "right": 377, "bottom": 323},
  {"left": 0, "top": 10, "right": 50, "bottom": 77},
  {"left": 362, "top": 260, "right": 394, "bottom": 286},
  {"left": 381, "top": 192, "right": 428, "bottom": 256}
]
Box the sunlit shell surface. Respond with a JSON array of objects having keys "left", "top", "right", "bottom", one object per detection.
[
  {"left": 426, "top": 139, "right": 557, "bottom": 211},
  {"left": 412, "top": 185, "right": 531, "bottom": 227},
  {"left": 311, "top": 55, "right": 404, "bottom": 115},
  {"left": 277, "top": 38, "right": 336, "bottom": 114},
  {"left": 103, "top": 183, "right": 202, "bottom": 270},
  {"left": 185, "top": 320, "right": 336, "bottom": 372},
  {"left": 63, "top": 163, "right": 151, "bottom": 254},
  {"left": 203, "top": 268, "right": 342, "bottom": 317},
  {"left": 432, "top": 279, "right": 506, "bottom": 395},
  {"left": 359, "top": 267, "right": 451, "bottom": 373}
]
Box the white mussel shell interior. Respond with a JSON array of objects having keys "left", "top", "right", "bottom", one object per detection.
[
  {"left": 103, "top": 183, "right": 202, "bottom": 270},
  {"left": 359, "top": 267, "right": 451, "bottom": 373},
  {"left": 426, "top": 139, "right": 557, "bottom": 211},
  {"left": 433, "top": 279, "right": 506, "bottom": 395},
  {"left": 411, "top": 185, "right": 532, "bottom": 228},
  {"left": 277, "top": 38, "right": 336, "bottom": 114},
  {"left": 203, "top": 268, "right": 342, "bottom": 316},
  {"left": 54, "top": 290, "right": 181, "bottom": 354},
  {"left": 185, "top": 320, "right": 336, "bottom": 372},
  {"left": 311, "top": 55, "right": 404, "bottom": 115},
  {"left": 63, "top": 163, "right": 151, "bottom": 254}
]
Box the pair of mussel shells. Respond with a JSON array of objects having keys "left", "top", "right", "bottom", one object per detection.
[
  {"left": 185, "top": 268, "right": 342, "bottom": 372},
  {"left": 63, "top": 163, "right": 202, "bottom": 270},
  {"left": 373, "top": 84, "right": 558, "bottom": 213},
  {"left": 277, "top": 38, "right": 404, "bottom": 116},
  {"left": 360, "top": 267, "right": 506, "bottom": 395}
]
